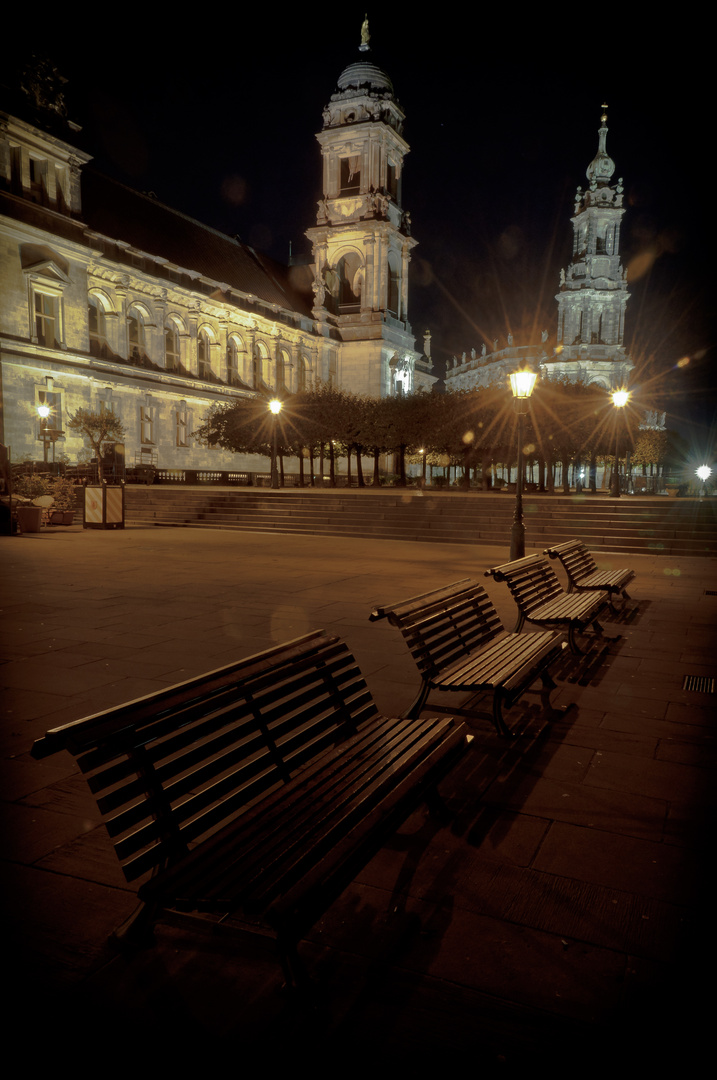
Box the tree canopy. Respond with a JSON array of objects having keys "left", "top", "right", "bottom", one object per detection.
[
  {"left": 193, "top": 378, "right": 656, "bottom": 488},
  {"left": 67, "top": 408, "right": 126, "bottom": 481}
]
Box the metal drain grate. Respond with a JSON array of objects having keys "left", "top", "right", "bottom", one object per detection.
[
  {"left": 705, "top": 590, "right": 717, "bottom": 597},
  {"left": 682, "top": 675, "right": 715, "bottom": 693}
]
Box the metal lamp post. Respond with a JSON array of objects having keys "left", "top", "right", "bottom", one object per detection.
[
  {"left": 509, "top": 370, "right": 537, "bottom": 560},
  {"left": 37, "top": 403, "right": 52, "bottom": 464},
  {"left": 269, "top": 399, "right": 282, "bottom": 489},
  {"left": 609, "top": 389, "right": 629, "bottom": 498},
  {"left": 37, "top": 403, "right": 63, "bottom": 468}
]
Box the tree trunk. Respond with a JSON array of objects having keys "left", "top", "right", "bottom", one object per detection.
[
  {"left": 481, "top": 451, "right": 491, "bottom": 490},
  {"left": 356, "top": 447, "right": 365, "bottom": 488},
  {"left": 589, "top": 451, "right": 597, "bottom": 494},
  {"left": 546, "top": 450, "right": 555, "bottom": 494},
  {"left": 561, "top": 449, "right": 571, "bottom": 495},
  {"left": 396, "top": 445, "right": 407, "bottom": 487}
]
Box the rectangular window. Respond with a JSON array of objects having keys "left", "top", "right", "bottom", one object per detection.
[
  {"left": 140, "top": 406, "right": 155, "bottom": 445},
  {"left": 340, "top": 156, "right": 361, "bottom": 194},
  {"left": 35, "top": 293, "right": 57, "bottom": 346},
  {"left": 176, "top": 405, "right": 188, "bottom": 447},
  {"left": 29, "top": 157, "right": 47, "bottom": 204}
]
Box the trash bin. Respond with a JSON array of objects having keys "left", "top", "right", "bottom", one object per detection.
[{"left": 83, "top": 483, "right": 125, "bottom": 529}]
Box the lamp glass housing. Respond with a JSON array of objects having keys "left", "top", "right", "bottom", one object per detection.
[{"left": 509, "top": 371, "right": 537, "bottom": 400}]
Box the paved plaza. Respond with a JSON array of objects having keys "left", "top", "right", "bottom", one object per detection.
[{"left": 2, "top": 522, "right": 715, "bottom": 1068}]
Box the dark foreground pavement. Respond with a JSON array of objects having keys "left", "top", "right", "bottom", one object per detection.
[{"left": 2, "top": 524, "right": 715, "bottom": 1069}]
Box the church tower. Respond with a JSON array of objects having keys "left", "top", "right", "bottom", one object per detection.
[
  {"left": 306, "top": 20, "right": 432, "bottom": 397},
  {"left": 550, "top": 107, "right": 632, "bottom": 389}
]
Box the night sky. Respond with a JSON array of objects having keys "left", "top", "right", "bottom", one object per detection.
[{"left": 12, "top": 11, "right": 713, "bottom": 452}]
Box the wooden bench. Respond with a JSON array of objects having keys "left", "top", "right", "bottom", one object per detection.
[
  {"left": 31, "top": 630, "right": 467, "bottom": 988},
  {"left": 369, "top": 578, "right": 567, "bottom": 737},
  {"left": 543, "top": 540, "right": 636, "bottom": 611},
  {"left": 485, "top": 554, "right": 608, "bottom": 655}
]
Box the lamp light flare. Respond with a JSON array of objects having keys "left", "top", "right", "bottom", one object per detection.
[
  {"left": 268, "top": 399, "right": 282, "bottom": 415},
  {"left": 37, "top": 404, "right": 51, "bottom": 418},
  {"left": 696, "top": 466, "right": 712, "bottom": 482},
  {"left": 509, "top": 370, "right": 538, "bottom": 399},
  {"left": 611, "top": 389, "right": 629, "bottom": 408}
]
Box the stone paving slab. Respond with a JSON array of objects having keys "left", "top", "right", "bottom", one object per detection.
[{"left": 1, "top": 525, "right": 715, "bottom": 1064}]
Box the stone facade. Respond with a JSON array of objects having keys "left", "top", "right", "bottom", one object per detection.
[
  {"left": 306, "top": 30, "right": 434, "bottom": 399},
  {"left": 0, "top": 27, "right": 430, "bottom": 474}
]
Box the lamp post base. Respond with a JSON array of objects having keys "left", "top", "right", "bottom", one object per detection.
[{"left": 510, "top": 522, "right": 525, "bottom": 561}]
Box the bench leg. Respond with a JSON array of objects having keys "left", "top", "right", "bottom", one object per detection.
[
  {"left": 276, "top": 931, "right": 311, "bottom": 992},
  {"left": 567, "top": 624, "right": 584, "bottom": 655},
  {"left": 539, "top": 671, "right": 567, "bottom": 717},
  {"left": 402, "top": 679, "right": 431, "bottom": 719},
  {"left": 110, "top": 898, "right": 158, "bottom": 950},
  {"left": 492, "top": 694, "right": 513, "bottom": 738},
  {"left": 512, "top": 612, "right": 526, "bottom": 635}
]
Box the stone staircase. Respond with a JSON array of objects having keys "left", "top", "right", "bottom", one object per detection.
[{"left": 124, "top": 486, "right": 717, "bottom": 557}]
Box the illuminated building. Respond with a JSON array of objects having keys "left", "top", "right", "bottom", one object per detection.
[
  {"left": 307, "top": 25, "right": 433, "bottom": 397},
  {"left": 0, "top": 27, "right": 430, "bottom": 473},
  {"left": 445, "top": 107, "right": 634, "bottom": 393}
]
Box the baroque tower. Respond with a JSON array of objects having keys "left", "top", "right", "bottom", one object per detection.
[
  {"left": 306, "top": 20, "right": 433, "bottom": 397},
  {"left": 550, "top": 106, "right": 633, "bottom": 388}
]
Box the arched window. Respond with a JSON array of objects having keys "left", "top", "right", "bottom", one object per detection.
[
  {"left": 337, "top": 252, "right": 363, "bottom": 311},
  {"left": 89, "top": 296, "right": 108, "bottom": 357},
  {"left": 297, "top": 354, "right": 311, "bottom": 392},
  {"left": 198, "top": 328, "right": 212, "bottom": 379},
  {"left": 227, "top": 339, "right": 245, "bottom": 390},
  {"left": 165, "top": 319, "right": 181, "bottom": 371},
  {"left": 276, "top": 349, "right": 290, "bottom": 392},
  {"left": 128, "top": 307, "right": 147, "bottom": 361},
  {"left": 253, "top": 342, "right": 270, "bottom": 388}
]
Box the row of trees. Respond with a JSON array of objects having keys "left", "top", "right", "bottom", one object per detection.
[{"left": 195, "top": 380, "right": 684, "bottom": 490}]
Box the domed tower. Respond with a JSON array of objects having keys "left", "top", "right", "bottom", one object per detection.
[
  {"left": 307, "top": 20, "right": 431, "bottom": 397},
  {"left": 550, "top": 106, "right": 633, "bottom": 389}
]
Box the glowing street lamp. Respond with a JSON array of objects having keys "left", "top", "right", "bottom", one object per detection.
[
  {"left": 509, "top": 369, "right": 538, "bottom": 559},
  {"left": 609, "top": 389, "right": 630, "bottom": 498},
  {"left": 696, "top": 465, "right": 712, "bottom": 498},
  {"left": 269, "top": 399, "right": 282, "bottom": 489},
  {"left": 37, "top": 402, "right": 53, "bottom": 464}
]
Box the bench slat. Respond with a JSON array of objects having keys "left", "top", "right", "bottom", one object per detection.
[
  {"left": 154, "top": 716, "right": 461, "bottom": 914},
  {"left": 370, "top": 578, "right": 565, "bottom": 735},
  {"left": 485, "top": 553, "right": 608, "bottom": 654},
  {"left": 544, "top": 540, "right": 635, "bottom": 605},
  {"left": 31, "top": 630, "right": 469, "bottom": 987}
]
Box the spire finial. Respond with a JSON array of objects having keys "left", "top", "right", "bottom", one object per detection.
[
  {"left": 360, "top": 14, "right": 370, "bottom": 50},
  {"left": 586, "top": 103, "right": 615, "bottom": 188}
]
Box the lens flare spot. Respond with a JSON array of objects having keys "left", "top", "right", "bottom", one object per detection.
[{"left": 462, "top": 430, "right": 475, "bottom": 445}]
